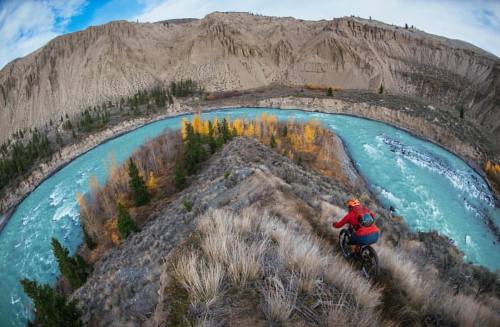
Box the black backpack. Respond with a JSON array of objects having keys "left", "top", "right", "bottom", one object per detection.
[{"left": 358, "top": 213, "right": 375, "bottom": 227}]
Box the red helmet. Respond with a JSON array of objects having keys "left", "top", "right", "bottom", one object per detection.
[{"left": 346, "top": 198, "right": 360, "bottom": 208}]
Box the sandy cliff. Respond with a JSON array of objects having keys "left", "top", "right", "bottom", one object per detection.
[{"left": 0, "top": 12, "right": 498, "bottom": 143}]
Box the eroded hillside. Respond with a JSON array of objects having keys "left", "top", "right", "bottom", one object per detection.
[{"left": 0, "top": 12, "right": 498, "bottom": 143}]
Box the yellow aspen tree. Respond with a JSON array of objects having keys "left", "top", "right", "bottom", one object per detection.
[
  {"left": 485, "top": 160, "right": 493, "bottom": 173},
  {"left": 181, "top": 118, "right": 189, "bottom": 140},
  {"left": 192, "top": 114, "right": 202, "bottom": 134},
  {"left": 76, "top": 192, "right": 88, "bottom": 213},
  {"left": 495, "top": 164, "right": 500, "bottom": 174},
  {"left": 146, "top": 171, "right": 157, "bottom": 192},
  {"left": 233, "top": 118, "right": 244, "bottom": 136},
  {"left": 245, "top": 122, "right": 255, "bottom": 137},
  {"left": 89, "top": 175, "right": 100, "bottom": 195},
  {"left": 255, "top": 118, "right": 262, "bottom": 140},
  {"left": 202, "top": 120, "right": 210, "bottom": 135},
  {"left": 304, "top": 123, "right": 316, "bottom": 148},
  {"left": 262, "top": 112, "right": 268, "bottom": 124},
  {"left": 213, "top": 117, "right": 219, "bottom": 134}
]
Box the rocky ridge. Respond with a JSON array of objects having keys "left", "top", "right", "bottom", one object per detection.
[
  {"left": 71, "top": 136, "right": 365, "bottom": 325},
  {"left": 71, "top": 137, "right": 500, "bottom": 326}
]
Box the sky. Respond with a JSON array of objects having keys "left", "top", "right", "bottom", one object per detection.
[{"left": 0, "top": 0, "right": 499, "bottom": 69}]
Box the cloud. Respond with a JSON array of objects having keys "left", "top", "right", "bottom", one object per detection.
[
  {"left": 0, "top": 0, "right": 87, "bottom": 69},
  {"left": 136, "top": 0, "right": 500, "bottom": 57}
]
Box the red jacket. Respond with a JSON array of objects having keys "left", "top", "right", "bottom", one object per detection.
[{"left": 334, "top": 205, "right": 379, "bottom": 236}]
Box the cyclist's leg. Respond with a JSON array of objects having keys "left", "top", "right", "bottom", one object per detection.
[{"left": 349, "top": 233, "right": 363, "bottom": 253}]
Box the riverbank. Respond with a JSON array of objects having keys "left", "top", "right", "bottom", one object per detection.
[
  {"left": 0, "top": 89, "right": 496, "bottom": 232},
  {"left": 0, "top": 102, "right": 196, "bottom": 231}
]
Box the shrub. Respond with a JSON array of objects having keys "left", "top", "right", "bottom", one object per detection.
[
  {"left": 182, "top": 200, "right": 193, "bottom": 212},
  {"left": 174, "top": 160, "right": 187, "bottom": 190},
  {"left": 20, "top": 279, "right": 82, "bottom": 327},
  {"left": 116, "top": 203, "right": 139, "bottom": 239}
]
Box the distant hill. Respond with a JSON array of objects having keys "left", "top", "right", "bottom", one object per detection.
[{"left": 0, "top": 12, "right": 498, "bottom": 142}]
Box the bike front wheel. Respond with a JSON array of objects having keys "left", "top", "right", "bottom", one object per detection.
[
  {"left": 360, "top": 246, "right": 379, "bottom": 279},
  {"left": 339, "top": 229, "right": 353, "bottom": 258}
]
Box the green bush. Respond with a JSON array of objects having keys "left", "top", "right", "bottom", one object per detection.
[
  {"left": 182, "top": 200, "right": 193, "bottom": 212},
  {"left": 117, "top": 203, "right": 139, "bottom": 239}
]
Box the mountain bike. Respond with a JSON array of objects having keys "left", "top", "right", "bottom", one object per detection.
[{"left": 339, "top": 226, "right": 379, "bottom": 279}]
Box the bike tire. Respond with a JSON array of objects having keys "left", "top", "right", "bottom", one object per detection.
[
  {"left": 360, "top": 246, "right": 379, "bottom": 279},
  {"left": 339, "top": 230, "right": 353, "bottom": 259}
]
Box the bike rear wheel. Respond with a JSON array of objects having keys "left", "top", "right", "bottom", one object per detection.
[
  {"left": 360, "top": 246, "right": 379, "bottom": 279},
  {"left": 339, "top": 230, "right": 353, "bottom": 258}
]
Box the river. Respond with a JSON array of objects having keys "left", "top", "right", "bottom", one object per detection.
[{"left": 1, "top": 108, "right": 499, "bottom": 326}]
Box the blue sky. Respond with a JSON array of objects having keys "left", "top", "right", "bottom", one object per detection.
[{"left": 0, "top": 0, "right": 499, "bottom": 69}]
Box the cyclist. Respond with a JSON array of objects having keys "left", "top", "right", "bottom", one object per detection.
[{"left": 332, "top": 198, "right": 380, "bottom": 251}]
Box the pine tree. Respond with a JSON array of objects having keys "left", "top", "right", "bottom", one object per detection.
[
  {"left": 270, "top": 134, "right": 277, "bottom": 148},
  {"left": 51, "top": 238, "right": 90, "bottom": 289},
  {"left": 174, "top": 160, "right": 186, "bottom": 189},
  {"left": 184, "top": 123, "right": 206, "bottom": 174},
  {"left": 82, "top": 226, "right": 96, "bottom": 250},
  {"left": 128, "top": 159, "right": 150, "bottom": 206},
  {"left": 281, "top": 125, "right": 288, "bottom": 137},
  {"left": 117, "top": 203, "right": 139, "bottom": 239},
  {"left": 379, "top": 84, "right": 384, "bottom": 94},
  {"left": 20, "top": 279, "right": 82, "bottom": 327},
  {"left": 326, "top": 87, "right": 333, "bottom": 96}
]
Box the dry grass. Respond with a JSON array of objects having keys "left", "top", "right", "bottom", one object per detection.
[
  {"left": 168, "top": 207, "right": 383, "bottom": 325},
  {"left": 262, "top": 274, "right": 297, "bottom": 323},
  {"left": 378, "top": 245, "right": 500, "bottom": 326},
  {"left": 173, "top": 252, "right": 225, "bottom": 308}
]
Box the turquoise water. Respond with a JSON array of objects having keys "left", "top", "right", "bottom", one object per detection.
[{"left": 0, "top": 108, "right": 499, "bottom": 325}]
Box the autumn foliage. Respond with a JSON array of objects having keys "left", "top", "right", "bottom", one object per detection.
[
  {"left": 181, "top": 113, "right": 348, "bottom": 185},
  {"left": 484, "top": 160, "right": 500, "bottom": 192},
  {"left": 78, "top": 112, "right": 347, "bottom": 256},
  {"left": 78, "top": 130, "right": 183, "bottom": 250}
]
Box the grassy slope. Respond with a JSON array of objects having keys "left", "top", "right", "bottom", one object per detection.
[{"left": 152, "top": 139, "right": 500, "bottom": 326}]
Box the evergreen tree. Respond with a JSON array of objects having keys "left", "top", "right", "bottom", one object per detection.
[
  {"left": 326, "top": 87, "right": 333, "bottom": 96},
  {"left": 184, "top": 123, "right": 206, "bottom": 174},
  {"left": 128, "top": 159, "right": 151, "bottom": 206},
  {"left": 51, "top": 238, "right": 90, "bottom": 289},
  {"left": 82, "top": 226, "right": 96, "bottom": 250},
  {"left": 270, "top": 134, "right": 277, "bottom": 148},
  {"left": 174, "top": 160, "right": 186, "bottom": 190},
  {"left": 117, "top": 203, "right": 139, "bottom": 239},
  {"left": 281, "top": 125, "right": 288, "bottom": 137},
  {"left": 20, "top": 279, "right": 82, "bottom": 327},
  {"left": 219, "top": 118, "right": 232, "bottom": 143},
  {"left": 379, "top": 84, "right": 384, "bottom": 94}
]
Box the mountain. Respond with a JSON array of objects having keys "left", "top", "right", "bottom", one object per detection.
[{"left": 0, "top": 12, "right": 498, "bottom": 143}]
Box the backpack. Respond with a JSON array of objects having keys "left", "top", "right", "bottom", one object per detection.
[{"left": 357, "top": 213, "right": 375, "bottom": 227}]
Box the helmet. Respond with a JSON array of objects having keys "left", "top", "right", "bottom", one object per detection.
[{"left": 346, "top": 198, "right": 360, "bottom": 208}]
